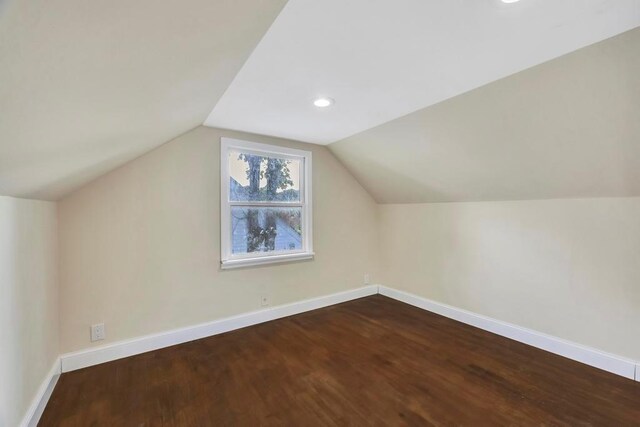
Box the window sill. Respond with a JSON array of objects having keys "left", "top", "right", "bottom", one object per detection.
[{"left": 221, "top": 252, "right": 315, "bottom": 270}]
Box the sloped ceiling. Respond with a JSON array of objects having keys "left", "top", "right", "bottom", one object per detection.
[
  {"left": 205, "top": 0, "right": 640, "bottom": 144},
  {"left": 2, "top": 0, "right": 639, "bottom": 203},
  {"left": 0, "top": 0, "right": 287, "bottom": 200},
  {"left": 329, "top": 28, "right": 640, "bottom": 203}
]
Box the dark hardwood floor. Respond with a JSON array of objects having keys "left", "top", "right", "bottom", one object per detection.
[{"left": 40, "top": 295, "right": 640, "bottom": 426}]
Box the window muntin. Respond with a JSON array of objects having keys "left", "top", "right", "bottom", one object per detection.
[{"left": 221, "top": 138, "right": 313, "bottom": 268}]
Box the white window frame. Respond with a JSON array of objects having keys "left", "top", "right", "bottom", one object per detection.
[{"left": 220, "top": 137, "right": 313, "bottom": 269}]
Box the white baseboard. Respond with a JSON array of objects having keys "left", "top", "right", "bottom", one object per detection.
[
  {"left": 60, "top": 285, "right": 378, "bottom": 373},
  {"left": 27, "top": 283, "right": 640, "bottom": 427},
  {"left": 20, "top": 357, "right": 61, "bottom": 427},
  {"left": 58, "top": 283, "right": 640, "bottom": 383},
  {"left": 379, "top": 286, "right": 638, "bottom": 380}
]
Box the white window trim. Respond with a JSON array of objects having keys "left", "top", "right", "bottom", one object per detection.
[{"left": 220, "top": 137, "right": 313, "bottom": 269}]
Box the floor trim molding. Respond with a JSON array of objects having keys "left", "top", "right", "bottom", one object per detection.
[
  {"left": 20, "top": 357, "right": 61, "bottom": 427},
  {"left": 378, "top": 286, "right": 638, "bottom": 380},
  {"left": 60, "top": 285, "right": 378, "bottom": 373},
  {"left": 58, "top": 284, "right": 640, "bottom": 383}
]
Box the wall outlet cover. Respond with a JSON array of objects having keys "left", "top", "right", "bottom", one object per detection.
[
  {"left": 260, "top": 295, "right": 270, "bottom": 307},
  {"left": 91, "top": 323, "right": 105, "bottom": 342}
]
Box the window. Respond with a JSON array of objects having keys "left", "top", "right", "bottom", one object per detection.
[{"left": 220, "top": 138, "right": 313, "bottom": 269}]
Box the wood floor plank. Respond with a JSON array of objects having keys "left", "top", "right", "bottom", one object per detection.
[{"left": 40, "top": 295, "right": 640, "bottom": 426}]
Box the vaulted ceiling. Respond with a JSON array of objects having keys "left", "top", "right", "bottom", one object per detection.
[
  {"left": 205, "top": 0, "right": 640, "bottom": 144},
  {"left": 329, "top": 28, "right": 640, "bottom": 203},
  {"left": 0, "top": 0, "right": 287, "bottom": 200},
  {"left": 1, "top": 0, "right": 639, "bottom": 202}
]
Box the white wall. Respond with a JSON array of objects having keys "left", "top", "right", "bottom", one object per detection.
[
  {"left": 58, "top": 126, "right": 381, "bottom": 354},
  {"left": 0, "top": 196, "right": 58, "bottom": 427},
  {"left": 379, "top": 198, "right": 640, "bottom": 360}
]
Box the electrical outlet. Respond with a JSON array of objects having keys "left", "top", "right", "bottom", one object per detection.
[
  {"left": 364, "top": 273, "right": 370, "bottom": 285},
  {"left": 91, "top": 323, "right": 105, "bottom": 342},
  {"left": 260, "top": 295, "right": 270, "bottom": 307}
]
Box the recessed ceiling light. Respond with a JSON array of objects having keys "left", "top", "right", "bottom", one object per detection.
[
  {"left": 501, "top": 0, "right": 521, "bottom": 3},
  {"left": 313, "top": 97, "right": 334, "bottom": 108}
]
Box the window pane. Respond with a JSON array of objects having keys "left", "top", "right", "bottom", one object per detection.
[
  {"left": 228, "top": 151, "right": 301, "bottom": 202},
  {"left": 231, "top": 207, "right": 302, "bottom": 254}
]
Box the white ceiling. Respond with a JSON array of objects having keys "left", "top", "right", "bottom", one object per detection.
[
  {"left": 0, "top": 0, "right": 287, "bottom": 200},
  {"left": 205, "top": 0, "right": 640, "bottom": 145},
  {"left": 3, "top": 0, "right": 639, "bottom": 201}
]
